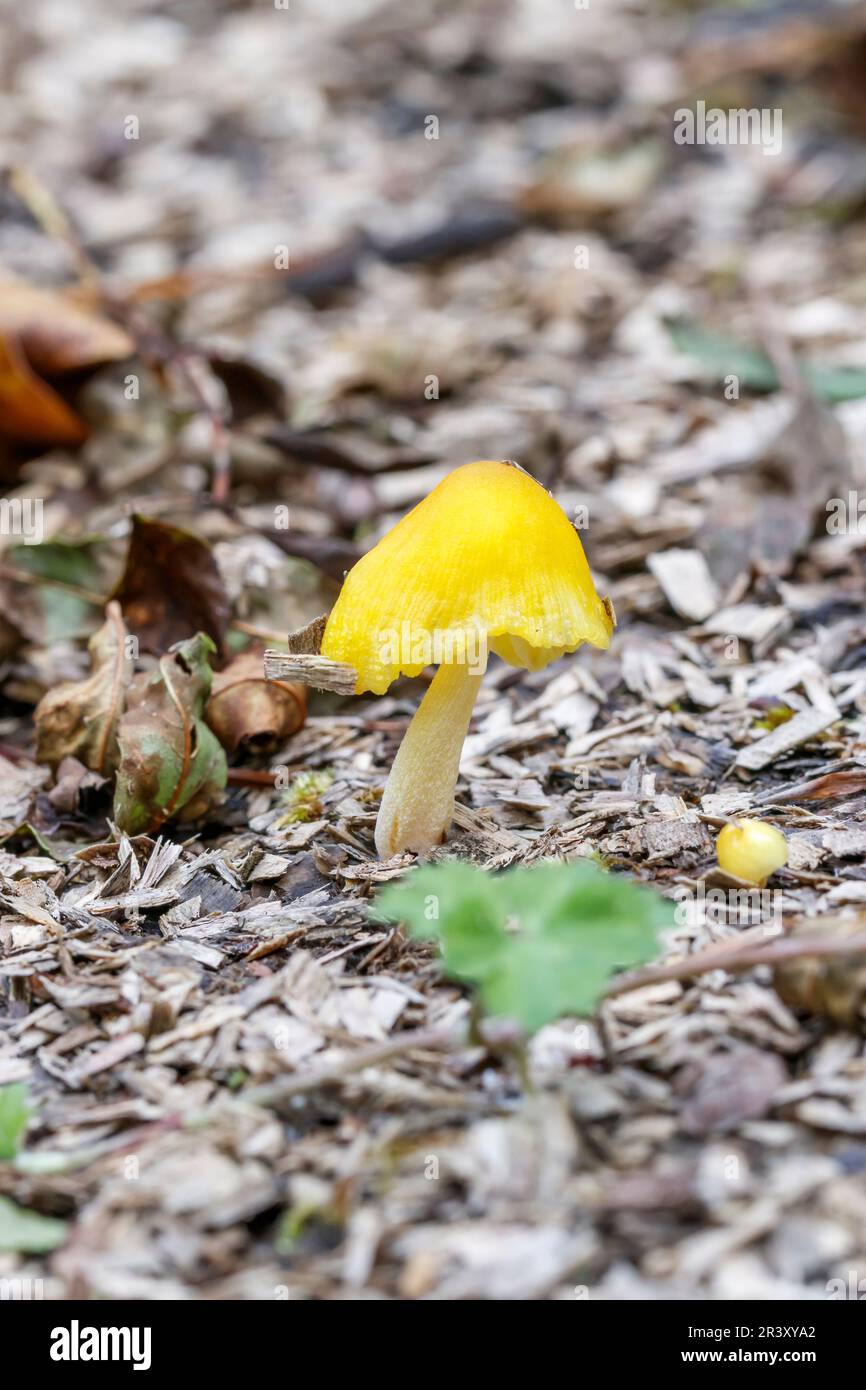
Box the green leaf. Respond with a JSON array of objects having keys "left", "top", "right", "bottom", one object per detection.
[
  {"left": 665, "top": 317, "right": 866, "bottom": 404},
  {"left": 805, "top": 364, "right": 866, "bottom": 403},
  {"left": 375, "top": 862, "right": 506, "bottom": 979},
  {"left": 8, "top": 540, "right": 103, "bottom": 642},
  {"left": 0, "top": 1196, "right": 66, "bottom": 1253},
  {"left": 0, "top": 823, "right": 76, "bottom": 862},
  {"left": 0, "top": 1083, "right": 30, "bottom": 1160},
  {"left": 375, "top": 859, "right": 672, "bottom": 1034}
]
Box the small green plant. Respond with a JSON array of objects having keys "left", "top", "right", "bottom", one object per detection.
[
  {"left": 276, "top": 1199, "right": 339, "bottom": 1255},
  {"left": 0, "top": 1086, "right": 66, "bottom": 1252},
  {"left": 277, "top": 769, "right": 334, "bottom": 825},
  {"left": 753, "top": 703, "right": 794, "bottom": 732},
  {"left": 0, "top": 1196, "right": 67, "bottom": 1253},
  {"left": 375, "top": 859, "right": 672, "bottom": 1034},
  {"left": 0, "top": 1083, "right": 30, "bottom": 1160}
]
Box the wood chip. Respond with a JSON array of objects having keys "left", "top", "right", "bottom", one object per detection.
[{"left": 647, "top": 548, "right": 720, "bottom": 622}]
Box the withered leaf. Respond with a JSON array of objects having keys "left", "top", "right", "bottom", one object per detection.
[
  {"left": 111, "top": 516, "right": 231, "bottom": 656},
  {"left": 286, "top": 614, "right": 328, "bottom": 656},
  {"left": 205, "top": 648, "right": 306, "bottom": 755},
  {"left": 774, "top": 916, "right": 866, "bottom": 1027},
  {"left": 34, "top": 602, "right": 133, "bottom": 774},
  {"left": 762, "top": 766, "right": 866, "bottom": 804},
  {"left": 46, "top": 757, "right": 109, "bottom": 815},
  {"left": 114, "top": 633, "right": 227, "bottom": 835},
  {"left": 0, "top": 278, "right": 134, "bottom": 374},
  {"left": 0, "top": 755, "right": 50, "bottom": 830}
]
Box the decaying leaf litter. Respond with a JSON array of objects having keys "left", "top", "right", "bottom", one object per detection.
[{"left": 2, "top": 0, "right": 866, "bottom": 1300}]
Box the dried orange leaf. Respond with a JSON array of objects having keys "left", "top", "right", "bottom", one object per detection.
[{"left": 0, "top": 333, "right": 88, "bottom": 445}]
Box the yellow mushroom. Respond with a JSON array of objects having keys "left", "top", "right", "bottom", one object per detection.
[
  {"left": 716, "top": 818, "right": 788, "bottom": 887},
  {"left": 321, "top": 459, "right": 614, "bottom": 858}
]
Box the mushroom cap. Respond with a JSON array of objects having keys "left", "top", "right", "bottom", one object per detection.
[
  {"left": 321, "top": 459, "right": 614, "bottom": 695},
  {"left": 717, "top": 819, "right": 788, "bottom": 886}
]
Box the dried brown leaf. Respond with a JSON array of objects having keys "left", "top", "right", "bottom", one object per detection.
[
  {"left": 111, "top": 516, "right": 231, "bottom": 656},
  {"left": 205, "top": 648, "right": 306, "bottom": 755},
  {"left": 34, "top": 602, "right": 133, "bottom": 774},
  {"left": 0, "top": 279, "right": 134, "bottom": 373},
  {"left": 774, "top": 917, "right": 866, "bottom": 1027}
]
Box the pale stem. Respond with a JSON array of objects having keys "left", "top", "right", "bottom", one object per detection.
[{"left": 375, "top": 662, "right": 483, "bottom": 858}]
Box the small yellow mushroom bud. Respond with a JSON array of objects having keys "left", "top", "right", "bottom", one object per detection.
[{"left": 716, "top": 819, "right": 788, "bottom": 886}]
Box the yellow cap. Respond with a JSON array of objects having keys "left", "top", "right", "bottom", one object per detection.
[
  {"left": 321, "top": 460, "right": 614, "bottom": 694},
  {"left": 717, "top": 819, "right": 788, "bottom": 886}
]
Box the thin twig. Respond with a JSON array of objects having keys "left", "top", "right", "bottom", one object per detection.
[
  {"left": 226, "top": 767, "right": 293, "bottom": 787},
  {"left": 233, "top": 618, "right": 290, "bottom": 645},
  {"left": 607, "top": 931, "right": 866, "bottom": 999},
  {"left": 238, "top": 1024, "right": 462, "bottom": 1107}
]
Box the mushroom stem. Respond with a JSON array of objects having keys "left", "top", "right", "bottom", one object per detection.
[{"left": 375, "top": 662, "right": 483, "bottom": 858}]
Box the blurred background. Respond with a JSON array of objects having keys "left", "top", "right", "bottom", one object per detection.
[{"left": 1, "top": 0, "right": 866, "bottom": 642}]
